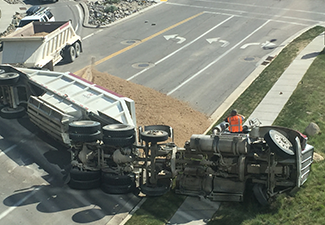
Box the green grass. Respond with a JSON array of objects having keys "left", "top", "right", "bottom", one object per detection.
[
  {"left": 127, "top": 25, "right": 325, "bottom": 225},
  {"left": 125, "top": 191, "right": 186, "bottom": 225}
]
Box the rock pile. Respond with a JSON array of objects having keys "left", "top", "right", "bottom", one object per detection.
[{"left": 86, "top": 0, "right": 156, "bottom": 26}]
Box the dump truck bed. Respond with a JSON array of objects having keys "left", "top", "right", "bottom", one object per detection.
[{"left": 0, "top": 21, "right": 81, "bottom": 69}]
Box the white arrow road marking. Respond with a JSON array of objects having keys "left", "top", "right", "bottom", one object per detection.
[
  {"left": 207, "top": 38, "right": 229, "bottom": 47},
  {"left": 240, "top": 43, "right": 260, "bottom": 49},
  {"left": 206, "top": 38, "right": 220, "bottom": 44},
  {"left": 261, "top": 41, "right": 276, "bottom": 49},
  {"left": 219, "top": 40, "right": 229, "bottom": 47},
  {"left": 164, "top": 34, "right": 178, "bottom": 40},
  {"left": 175, "top": 36, "right": 186, "bottom": 44},
  {"left": 164, "top": 34, "right": 186, "bottom": 44}
]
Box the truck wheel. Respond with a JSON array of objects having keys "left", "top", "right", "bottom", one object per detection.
[
  {"left": 68, "top": 178, "right": 101, "bottom": 190},
  {"left": 102, "top": 135, "right": 135, "bottom": 147},
  {"left": 101, "top": 183, "right": 136, "bottom": 194},
  {"left": 102, "top": 124, "right": 135, "bottom": 137},
  {"left": 66, "top": 46, "right": 76, "bottom": 62},
  {"left": 70, "top": 167, "right": 101, "bottom": 181},
  {"left": 253, "top": 183, "right": 269, "bottom": 206},
  {"left": 101, "top": 172, "right": 136, "bottom": 194},
  {"left": 140, "top": 130, "right": 169, "bottom": 143},
  {"left": 0, "top": 72, "right": 19, "bottom": 85},
  {"left": 74, "top": 42, "right": 81, "bottom": 58},
  {"left": 140, "top": 184, "right": 170, "bottom": 197},
  {"left": 264, "top": 130, "right": 295, "bottom": 159},
  {"left": 0, "top": 106, "right": 25, "bottom": 119},
  {"left": 69, "top": 120, "right": 101, "bottom": 134},
  {"left": 69, "top": 131, "right": 102, "bottom": 142},
  {"left": 101, "top": 172, "right": 135, "bottom": 186}
]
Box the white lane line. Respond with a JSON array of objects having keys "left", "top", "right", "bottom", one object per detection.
[
  {"left": 204, "top": 11, "right": 310, "bottom": 26},
  {"left": 126, "top": 15, "right": 235, "bottom": 81},
  {"left": 168, "top": 2, "right": 320, "bottom": 25},
  {"left": 82, "top": 29, "right": 103, "bottom": 40},
  {"left": 193, "top": 0, "right": 325, "bottom": 16},
  {"left": 167, "top": 20, "right": 271, "bottom": 96}
]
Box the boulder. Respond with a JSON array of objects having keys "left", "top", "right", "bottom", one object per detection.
[
  {"left": 313, "top": 152, "right": 324, "bottom": 162},
  {"left": 304, "top": 122, "right": 320, "bottom": 136}
]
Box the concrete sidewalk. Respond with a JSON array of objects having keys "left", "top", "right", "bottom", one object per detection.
[
  {"left": 168, "top": 31, "right": 325, "bottom": 225},
  {"left": 246, "top": 32, "right": 324, "bottom": 125},
  {"left": 0, "top": 0, "right": 26, "bottom": 33}
]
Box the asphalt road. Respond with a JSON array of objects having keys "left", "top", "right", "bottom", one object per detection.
[{"left": 54, "top": 0, "right": 325, "bottom": 116}]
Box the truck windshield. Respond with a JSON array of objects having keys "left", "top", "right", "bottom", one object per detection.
[{"left": 18, "top": 19, "right": 39, "bottom": 27}]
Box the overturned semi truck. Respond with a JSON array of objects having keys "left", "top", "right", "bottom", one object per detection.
[{"left": 0, "top": 65, "right": 314, "bottom": 205}]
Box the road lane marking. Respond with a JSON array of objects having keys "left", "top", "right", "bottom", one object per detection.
[
  {"left": 74, "top": 12, "right": 204, "bottom": 74},
  {"left": 240, "top": 42, "right": 260, "bottom": 49},
  {"left": 127, "top": 15, "right": 234, "bottom": 81},
  {"left": 193, "top": 0, "right": 325, "bottom": 16},
  {"left": 164, "top": 34, "right": 186, "bottom": 44},
  {"left": 82, "top": 29, "right": 104, "bottom": 40},
  {"left": 168, "top": 2, "right": 316, "bottom": 25},
  {"left": 167, "top": 20, "right": 271, "bottom": 96}
]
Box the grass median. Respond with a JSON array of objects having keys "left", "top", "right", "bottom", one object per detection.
[{"left": 126, "top": 25, "right": 325, "bottom": 225}]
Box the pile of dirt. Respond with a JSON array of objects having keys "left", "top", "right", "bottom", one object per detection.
[{"left": 76, "top": 66, "right": 212, "bottom": 146}]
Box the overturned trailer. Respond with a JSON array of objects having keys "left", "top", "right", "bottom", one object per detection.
[{"left": 0, "top": 65, "right": 314, "bottom": 205}]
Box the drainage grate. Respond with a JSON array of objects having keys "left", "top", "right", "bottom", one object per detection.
[
  {"left": 265, "top": 56, "right": 274, "bottom": 61},
  {"left": 121, "top": 40, "right": 141, "bottom": 45},
  {"left": 241, "top": 56, "right": 259, "bottom": 62},
  {"left": 132, "top": 62, "right": 155, "bottom": 69}
]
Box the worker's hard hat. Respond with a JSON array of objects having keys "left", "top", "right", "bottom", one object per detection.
[{"left": 231, "top": 109, "right": 237, "bottom": 115}]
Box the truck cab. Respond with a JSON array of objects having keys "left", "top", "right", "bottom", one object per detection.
[{"left": 17, "top": 7, "right": 55, "bottom": 28}]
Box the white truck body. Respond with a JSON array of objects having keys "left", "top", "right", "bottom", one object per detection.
[
  {"left": 0, "top": 21, "right": 81, "bottom": 70},
  {"left": 0, "top": 65, "right": 136, "bottom": 144}
]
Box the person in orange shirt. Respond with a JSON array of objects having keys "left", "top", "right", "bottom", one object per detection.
[{"left": 225, "top": 109, "right": 245, "bottom": 133}]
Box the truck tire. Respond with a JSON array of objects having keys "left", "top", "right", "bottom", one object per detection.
[
  {"left": 66, "top": 46, "right": 76, "bottom": 63},
  {"left": 140, "top": 130, "right": 169, "bottom": 143},
  {"left": 140, "top": 184, "right": 170, "bottom": 197},
  {"left": 101, "top": 183, "right": 136, "bottom": 194},
  {"left": 69, "top": 131, "right": 102, "bottom": 142},
  {"left": 253, "top": 183, "right": 269, "bottom": 206},
  {"left": 74, "top": 42, "right": 81, "bottom": 58},
  {"left": 70, "top": 167, "right": 101, "bottom": 181},
  {"left": 102, "top": 124, "right": 135, "bottom": 137},
  {"left": 264, "top": 130, "right": 295, "bottom": 159},
  {"left": 0, "top": 106, "right": 25, "bottom": 119},
  {"left": 69, "top": 120, "right": 101, "bottom": 134},
  {"left": 101, "top": 172, "right": 135, "bottom": 186},
  {"left": 0, "top": 72, "right": 19, "bottom": 85},
  {"left": 102, "top": 135, "right": 135, "bottom": 147},
  {"left": 101, "top": 172, "right": 136, "bottom": 194},
  {"left": 68, "top": 177, "right": 101, "bottom": 190}
]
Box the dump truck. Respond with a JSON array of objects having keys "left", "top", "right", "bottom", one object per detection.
[
  {"left": 0, "top": 21, "right": 81, "bottom": 70},
  {"left": 0, "top": 65, "right": 314, "bottom": 205}
]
